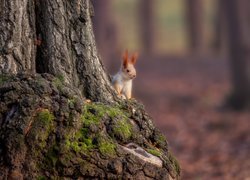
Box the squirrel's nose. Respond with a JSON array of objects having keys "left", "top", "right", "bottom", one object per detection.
[{"left": 133, "top": 75, "right": 136, "bottom": 78}]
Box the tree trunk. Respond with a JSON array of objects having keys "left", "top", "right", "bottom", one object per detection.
[
  {"left": 185, "top": 0, "right": 204, "bottom": 53},
  {"left": 224, "top": 0, "right": 250, "bottom": 109},
  {"left": 0, "top": 0, "right": 36, "bottom": 74},
  {"left": 213, "top": 0, "right": 227, "bottom": 53},
  {"left": 34, "top": 0, "right": 115, "bottom": 102},
  {"left": 0, "top": 0, "right": 180, "bottom": 179},
  {"left": 0, "top": 0, "right": 115, "bottom": 102},
  {"left": 139, "top": 0, "right": 155, "bottom": 55}
]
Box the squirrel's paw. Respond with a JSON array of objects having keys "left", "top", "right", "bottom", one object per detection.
[
  {"left": 84, "top": 99, "right": 91, "bottom": 103},
  {"left": 121, "top": 94, "right": 126, "bottom": 100},
  {"left": 118, "top": 94, "right": 127, "bottom": 100}
]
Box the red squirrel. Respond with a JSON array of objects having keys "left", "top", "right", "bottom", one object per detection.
[{"left": 112, "top": 50, "right": 138, "bottom": 99}]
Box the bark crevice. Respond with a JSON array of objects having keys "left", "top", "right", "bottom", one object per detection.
[
  {"left": 32, "top": 0, "right": 116, "bottom": 102},
  {"left": 0, "top": 0, "right": 117, "bottom": 102}
]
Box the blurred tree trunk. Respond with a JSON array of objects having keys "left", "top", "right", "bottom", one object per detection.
[
  {"left": 0, "top": 0, "right": 115, "bottom": 103},
  {"left": 213, "top": 0, "right": 227, "bottom": 53},
  {"left": 92, "top": 0, "right": 119, "bottom": 69},
  {"left": 185, "top": 0, "right": 204, "bottom": 53},
  {"left": 224, "top": 0, "right": 250, "bottom": 109},
  {"left": 139, "top": 0, "right": 155, "bottom": 55}
]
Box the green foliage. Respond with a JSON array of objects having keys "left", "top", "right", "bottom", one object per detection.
[{"left": 147, "top": 148, "right": 162, "bottom": 157}]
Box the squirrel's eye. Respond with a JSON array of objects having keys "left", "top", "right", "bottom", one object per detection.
[{"left": 127, "top": 69, "right": 130, "bottom": 73}]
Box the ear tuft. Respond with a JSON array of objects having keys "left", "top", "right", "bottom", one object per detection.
[
  {"left": 131, "top": 52, "right": 138, "bottom": 65},
  {"left": 122, "top": 50, "right": 129, "bottom": 68}
]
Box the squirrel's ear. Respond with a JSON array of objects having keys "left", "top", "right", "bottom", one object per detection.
[
  {"left": 131, "top": 52, "right": 138, "bottom": 65},
  {"left": 122, "top": 50, "right": 129, "bottom": 68}
]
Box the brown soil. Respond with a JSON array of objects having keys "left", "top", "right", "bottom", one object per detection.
[{"left": 133, "top": 54, "right": 250, "bottom": 179}]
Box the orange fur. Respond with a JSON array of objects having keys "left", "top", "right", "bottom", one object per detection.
[
  {"left": 123, "top": 50, "right": 129, "bottom": 68},
  {"left": 131, "top": 52, "right": 138, "bottom": 65}
]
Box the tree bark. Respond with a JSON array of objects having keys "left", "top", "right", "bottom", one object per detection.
[
  {"left": 0, "top": 0, "right": 180, "bottom": 179},
  {"left": 35, "top": 0, "right": 115, "bottom": 102},
  {"left": 224, "top": 0, "right": 250, "bottom": 109},
  {"left": 185, "top": 0, "right": 204, "bottom": 53},
  {"left": 0, "top": 0, "right": 36, "bottom": 74},
  {"left": 0, "top": 0, "right": 116, "bottom": 102}
]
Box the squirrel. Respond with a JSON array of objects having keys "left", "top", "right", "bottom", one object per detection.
[{"left": 112, "top": 50, "right": 138, "bottom": 99}]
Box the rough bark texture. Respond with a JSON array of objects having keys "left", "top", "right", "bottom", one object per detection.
[
  {"left": 0, "top": 74, "right": 180, "bottom": 179},
  {"left": 35, "top": 0, "right": 115, "bottom": 102},
  {"left": 0, "top": 0, "right": 36, "bottom": 74},
  {"left": 0, "top": 0, "right": 180, "bottom": 179},
  {"left": 224, "top": 0, "right": 250, "bottom": 109}
]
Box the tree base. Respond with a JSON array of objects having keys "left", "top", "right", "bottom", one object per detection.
[{"left": 0, "top": 73, "right": 180, "bottom": 179}]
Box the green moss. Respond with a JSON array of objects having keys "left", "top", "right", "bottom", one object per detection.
[
  {"left": 0, "top": 74, "right": 9, "bottom": 85},
  {"left": 158, "top": 134, "right": 166, "bottom": 143},
  {"left": 66, "top": 102, "right": 131, "bottom": 154},
  {"left": 147, "top": 148, "right": 162, "bottom": 157},
  {"left": 58, "top": 151, "right": 74, "bottom": 167},
  {"left": 37, "top": 176, "right": 46, "bottom": 180},
  {"left": 82, "top": 103, "right": 128, "bottom": 127},
  {"left": 80, "top": 103, "right": 133, "bottom": 142},
  {"left": 98, "top": 138, "right": 116, "bottom": 157},
  {"left": 155, "top": 134, "right": 167, "bottom": 147},
  {"left": 82, "top": 105, "right": 101, "bottom": 127},
  {"left": 65, "top": 128, "right": 95, "bottom": 153},
  {"left": 65, "top": 127, "right": 117, "bottom": 157},
  {"left": 70, "top": 141, "right": 81, "bottom": 152},
  {"left": 52, "top": 74, "right": 64, "bottom": 91},
  {"left": 113, "top": 119, "right": 132, "bottom": 141},
  {"left": 44, "top": 145, "right": 59, "bottom": 167},
  {"left": 57, "top": 74, "right": 65, "bottom": 82},
  {"left": 68, "top": 97, "right": 76, "bottom": 108},
  {"left": 33, "top": 109, "right": 55, "bottom": 148},
  {"left": 37, "top": 109, "right": 54, "bottom": 124},
  {"left": 35, "top": 76, "right": 46, "bottom": 89},
  {"left": 168, "top": 152, "right": 181, "bottom": 176}
]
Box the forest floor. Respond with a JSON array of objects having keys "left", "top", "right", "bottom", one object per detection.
[{"left": 132, "top": 54, "right": 250, "bottom": 179}]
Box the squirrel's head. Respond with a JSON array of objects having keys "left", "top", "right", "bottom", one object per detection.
[{"left": 122, "top": 50, "right": 138, "bottom": 80}]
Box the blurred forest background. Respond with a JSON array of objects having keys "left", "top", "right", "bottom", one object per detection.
[{"left": 92, "top": 0, "right": 250, "bottom": 179}]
